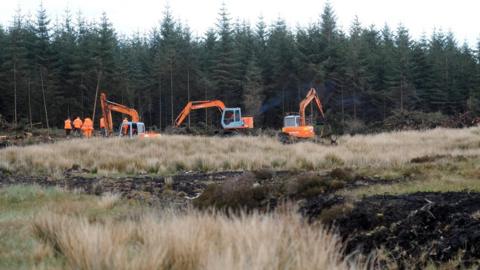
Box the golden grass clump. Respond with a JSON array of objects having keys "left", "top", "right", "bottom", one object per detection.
[
  {"left": 97, "top": 192, "right": 121, "bottom": 209},
  {"left": 1, "top": 127, "right": 479, "bottom": 176},
  {"left": 32, "top": 210, "right": 358, "bottom": 270}
]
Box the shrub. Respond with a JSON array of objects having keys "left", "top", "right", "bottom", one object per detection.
[
  {"left": 286, "top": 174, "right": 321, "bottom": 198},
  {"left": 317, "top": 203, "right": 353, "bottom": 224},
  {"left": 382, "top": 110, "right": 447, "bottom": 131},
  {"left": 287, "top": 174, "right": 348, "bottom": 199},
  {"left": 193, "top": 174, "right": 274, "bottom": 212},
  {"left": 329, "top": 168, "right": 354, "bottom": 181},
  {"left": 324, "top": 154, "right": 345, "bottom": 166}
]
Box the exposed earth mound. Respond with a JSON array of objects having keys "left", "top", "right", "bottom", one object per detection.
[{"left": 334, "top": 192, "right": 480, "bottom": 268}]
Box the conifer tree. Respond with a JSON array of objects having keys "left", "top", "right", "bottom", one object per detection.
[
  {"left": 390, "top": 25, "right": 414, "bottom": 112},
  {"left": 34, "top": 3, "right": 53, "bottom": 130},
  {"left": 212, "top": 4, "right": 240, "bottom": 103},
  {"left": 0, "top": 3, "right": 478, "bottom": 130},
  {"left": 242, "top": 56, "right": 264, "bottom": 120},
  {"left": 410, "top": 35, "right": 434, "bottom": 111},
  {"left": 4, "top": 12, "right": 29, "bottom": 126}
]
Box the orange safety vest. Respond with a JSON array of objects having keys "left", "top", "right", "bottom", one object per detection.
[
  {"left": 99, "top": 118, "right": 105, "bottom": 129},
  {"left": 64, "top": 119, "right": 72, "bottom": 129},
  {"left": 122, "top": 119, "right": 128, "bottom": 134},
  {"left": 82, "top": 118, "right": 93, "bottom": 130},
  {"left": 73, "top": 118, "right": 83, "bottom": 129}
]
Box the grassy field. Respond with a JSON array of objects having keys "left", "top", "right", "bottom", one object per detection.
[
  {"left": 2, "top": 127, "right": 480, "bottom": 269},
  {"left": 1, "top": 127, "right": 479, "bottom": 176},
  {"left": 0, "top": 185, "right": 362, "bottom": 270},
  {"left": 329, "top": 151, "right": 480, "bottom": 198}
]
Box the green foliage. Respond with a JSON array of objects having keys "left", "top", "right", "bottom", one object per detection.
[{"left": 0, "top": 3, "right": 478, "bottom": 131}]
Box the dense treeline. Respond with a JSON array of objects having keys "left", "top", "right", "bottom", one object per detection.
[{"left": 0, "top": 4, "right": 479, "bottom": 132}]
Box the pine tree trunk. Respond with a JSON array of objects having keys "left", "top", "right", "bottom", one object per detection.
[
  {"left": 40, "top": 68, "right": 50, "bottom": 132},
  {"left": 383, "top": 89, "right": 386, "bottom": 120},
  {"left": 353, "top": 87, "right": 357, "bottom": 120},
  {"left": 341, "top": 85, "right": 345, "bottom": 126},
  {"left": 159, "top": 78, "right": 162, "bottom": 130},
  {"left": 400, "top": 78, "right": 404, "bottom": 112},
  {"left": 297, "top": 87, "right": 301, "bottom": 107},
  {"left": 170, "top": 67, "right": 173, "bottom": 126},
  {"left": 80, "top": 77, "right": 84, "bottom": 118},
  {"left": 27, "top": 78, "right": 32, "bottom": 130},
  {"left": 92, "top": 71, "right": 102, "bottom": 123},
  {"left": 187, "top": 69, "right": 190, "bottom": 128},
  {"left": 13, "top": 62, "right": 17, "bottom": 128},
  {"left": 205, "top": 85, "right": 208, "bottom": 127},
  {"left": 149, "top": 91, "right": 152, "bottom": 128}
]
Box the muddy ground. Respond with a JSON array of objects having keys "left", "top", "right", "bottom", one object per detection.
[
  {"left": 0, "top": 168, "right": 393, "bottom": 206},
  {"left": 334, "top": 192, "right": 480, "bottom": 268},
  {"left": 0, "top": 170, "right": 247, "bottom": 206},
  {"left": 1, "top": 169, "right": 479, "bottom": 268}
]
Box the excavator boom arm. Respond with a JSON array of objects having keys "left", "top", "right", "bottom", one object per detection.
[
  {"left": 175, "top": 100, "right": 226, "bottom": 127},
  {"left": 100, "top": 93, "right": 140, "bottom": 135},
  {"left": 106, "top": 103, "right": 140, "bottom": 122},
  {"left": 299, "top": 88, "right": 325, "bottom": 126}
]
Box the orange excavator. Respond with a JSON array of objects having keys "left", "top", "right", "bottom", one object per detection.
[
  {"left": 100, "top": 92, "right": 159, "bottom": 138},
  {"left": 280, "top": 88, "right": 334, "bottom": 143},
  {"left": 175, "top": 100, "right": 254, "bottom": 131}
]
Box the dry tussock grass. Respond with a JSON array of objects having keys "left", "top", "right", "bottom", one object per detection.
[
  {"left": 97, "top": 192, "right": 121, "bottom": 209},
  {"left": 1, "top": 127, "right": 479, "bottom": 175},
  {"left": 32, "top": 210, "right": 360, "bottom": 270}
]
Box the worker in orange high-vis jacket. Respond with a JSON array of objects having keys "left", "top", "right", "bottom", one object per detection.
[
  {"left": 122, "top": 118, "right": 129, "bottom": 136},
  {"left": 82, "top": 117, "right": 94, "bottom": 138},
  {"left": 73, "top": 117, "right": 83, "bottom": 137},
  {"left": 99, "top": 117, "right": 107, "bottom": 136},
  {"left": 64, "top": 117, "right": 72, "bottom": 137}
]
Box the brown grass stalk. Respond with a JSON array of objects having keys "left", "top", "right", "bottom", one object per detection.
[
  {"left": 1, "top": 127, "right": 479, "bottom": 176},
  {"left": 32, "top": 210, "right": 360, "bottom": 270}
]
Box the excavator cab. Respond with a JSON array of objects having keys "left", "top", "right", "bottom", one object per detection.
[
  {"left": 282, "top": 114, "right": 315, "bottom": 139},
  {"left": 283, "top": 115, "right": 301, "bottom": 128},
  {"left": 221, "top": 108, "right": 254, "bottom": 129},
  {"left": 221, "top": 108, "right": 242, "bottom": 129}
]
